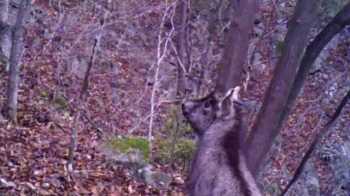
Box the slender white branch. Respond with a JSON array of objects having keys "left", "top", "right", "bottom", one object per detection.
[{"left": 148, "top": 0, "right": 176, "bottom": 145}]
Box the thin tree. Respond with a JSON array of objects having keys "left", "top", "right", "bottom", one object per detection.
[
  {"left": 5, "top": 0, "right": 30, "bottom": 123},
  {"left": 275, "top": 2, "right": 350, "bottom": 145},
  {"left": 67, "top": 14, "right": 106, "bottom": 172},
  {"left": 245, "top": 0, "right": 320, "bottom": 177},
  {"left": 148, "top": 1, "right": 175, "bottom": 148},
  {"left": 0, "top": 0, "right": 11, "bottom": 68}
]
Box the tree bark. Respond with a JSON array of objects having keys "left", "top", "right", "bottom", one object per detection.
[
  {"left": 0, "top": 0, "right": 9, "bottom": 22},
  {"left": 245, "top": 0, "right": 320, "bottom": 177},
  {"left": 215, "top": 0, "right": 258, "bottom": 94},
  {"left": 0, "top": 0, "right": 11, "bottom": 70},
  {"left": 175, "top": 0, "right": 188, "bottom": 98},
  {"left": 275, "top": 2, "right": 350, "bottom": 142},
  {"left": 6, "top": 0, "right": 29, "bottom": 123},
  {"left": 0, "top": 22, "right": 12, "bottom": 69}
]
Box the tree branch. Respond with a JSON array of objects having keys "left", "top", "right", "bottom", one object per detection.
[
  {"left": 275, "top": 2, "right": 350, "bottom": 141},
  {"left": 246, "top": 0, "right": 320, "bottom": 177},
  {"left": 280, "top": 89, "right": 350, "bottom": 196}
]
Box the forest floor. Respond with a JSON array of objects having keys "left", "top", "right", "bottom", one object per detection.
[{"left": 1, "top": 0, "right": 350, "bottom": 195}]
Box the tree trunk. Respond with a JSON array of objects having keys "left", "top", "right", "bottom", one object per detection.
[
  {"left": 0, "top": 0, "right": 11, "bottom": 70},
  {"left": 245, "top": 0, "right": 320, "bottom": 177},
  {"left": 6, "top": 0, "right": 29, "bottom": 123},
  {"left": 175, "top": 0, "right": 188, "bottom": 98},
  {"left": 275, "top": 2, "right": 350, "bottom": 142},
  {"left": 215, "top": 0, "right": 258, "bottom": 94},
  {"left": 0, "top": 0, "right": 9, "bottom": 22},
  {"left": 67, "top": 37, "right": 99, "bottom": 172}
]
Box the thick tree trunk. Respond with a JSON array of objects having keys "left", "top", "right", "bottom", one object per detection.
[
  {"left": 215, "top": 0, "right": 258, "bottom": 94},
  {"left": 245, "top": 0, "right": 320, "bottom": 177},
  {"left": 6, "top": 0, "right": 29, "bottom": 123},
  {"left": 275, "top": 2, "right": 350, "bottom": 141}
]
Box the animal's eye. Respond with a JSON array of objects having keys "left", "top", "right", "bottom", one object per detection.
[{"left": 203, "top": 100, "right": 211, "bottom": 108}]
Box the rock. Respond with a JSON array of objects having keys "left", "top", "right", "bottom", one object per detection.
[
  {"left": 141, "top": 167, "right": 172, "bottom": 189},
  {"left": 99, "top": 137, "right": 173, "bottom": 189},
  {"left": 99, "top": 136, "right": 150, "bottom": 169}
]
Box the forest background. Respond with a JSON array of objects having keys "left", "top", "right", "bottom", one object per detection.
[{"left": 0, "top": 0, "right": 350, "bottom": 195}]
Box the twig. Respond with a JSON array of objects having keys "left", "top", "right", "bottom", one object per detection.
[
  {"left": 271, "top": 0, "right": 281, "bottom": 19},
  {"left": 47, "top": 91, "right": 103, "bottom": 135},
  {"left": 81, "top": 111, "right": 104, "bottom": 135},
  {"left": 54, "top": 122, "right": 69, "bottom": 133},
  {"left": 128, "top": 113, "right": 152, "bottom": 135},
  {"left": 33, "top": 12, "right": 68, "bottom": 62},
  {"left": 169, "top": 39, "right": 186, "bottom": 74}
]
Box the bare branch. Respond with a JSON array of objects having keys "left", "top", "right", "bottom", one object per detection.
[{"left": 148, "top": 0, "right": 176, "bottom": 148}]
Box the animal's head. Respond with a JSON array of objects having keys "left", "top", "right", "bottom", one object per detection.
[{"left": 182, "top": 87, "right": 243, "bottom": 136}]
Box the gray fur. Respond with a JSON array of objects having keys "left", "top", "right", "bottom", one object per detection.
[
  {"left": 181, "top": 92, "right": 219, "bottom": 136},
  {"left": 182, "top": 88, "right": 262, "bottom": 196}
]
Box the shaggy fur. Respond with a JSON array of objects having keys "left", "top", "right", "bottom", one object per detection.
[{"left": 182, "top": 87, "right": 262, "bottom": 196}]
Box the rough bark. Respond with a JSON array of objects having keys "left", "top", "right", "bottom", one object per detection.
[
  {"left": 245, "top": 0, "right": 320, "bottom": 177},
  {"left": 275, "top": 2, "right": 350, "bottom": 142},
  {"left": 6, "top": 0, "right": 29, "bottom": 123},
  {"left": 175, "top": 0, "right": 188, "bottom": 98},
  {"left": 215, "top": 0, "right": 258, "bottom": 94}
]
